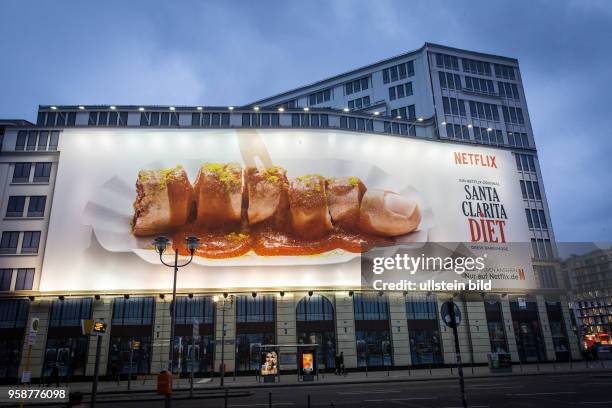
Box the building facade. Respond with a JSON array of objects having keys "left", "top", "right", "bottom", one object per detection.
[
  {"left": 562, "top": 247, "right": 612, "bottom": 346},
  {"left": 0, "top": 43, "right": 580, "bottom": 382}
]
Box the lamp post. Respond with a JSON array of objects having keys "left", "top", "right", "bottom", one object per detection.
[
  {"left": 154, "top": 235, "right": 200, "bottom": 408},
  {"left": 214, "top": 293, "right": 234, "bottom": 387}
]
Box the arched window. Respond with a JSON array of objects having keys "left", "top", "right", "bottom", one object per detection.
[{"left": 296, "top": 295, "right": 334, "bottom": 321}]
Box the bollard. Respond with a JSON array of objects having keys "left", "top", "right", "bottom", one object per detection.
[
  {"left": 268, "top": 391, "right": 272, "bottom": 408},
  {"left": 307, "top": 394, "right": 311, "bottom": 408},
  {"left": 429, "top": 364, "right": 432, "bottom": 375},
  {"left": 450, "top": 366, "right": 453, "bottom": 375},
  {"left": 224, "top": 388, "right": 228, "bottom": 408}
]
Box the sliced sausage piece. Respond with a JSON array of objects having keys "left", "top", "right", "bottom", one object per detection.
[
  {"left": 245, "top": 166, "right": 289, "bottom": 226},
  {"left": 132, "top": 166, "right": 193, "bottom": 236},
  {"left": 326, "top": 176, "right": 366, "bottom": 230},
  {"left": 194, "top": 163, "right": 243, "bottom": 227},
  {"left": 359, "top": 189, "right": 420, "bottom": 237},
  {"left": 288, "top": 174, "right": 333, "bottom": 239}
]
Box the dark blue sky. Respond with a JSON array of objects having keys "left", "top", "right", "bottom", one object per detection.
[{"left": 1, "top": 0, "right": 610, "bottom": 243}]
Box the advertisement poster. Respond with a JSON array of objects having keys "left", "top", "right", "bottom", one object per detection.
[
  {"left": 301, "top": 350, "right": 315, "bottom": 376},
  {"left": 40, "top": 128, "right": 534, "bottom": 291},
  {"left": 260, "top": 351, "right": 278, "bottom": 377}
]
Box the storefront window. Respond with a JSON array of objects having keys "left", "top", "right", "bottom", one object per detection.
[
  {"left": 108, "top": 297, "right": 154, "bottom": 375},
  {"left": 484, "top": 300, "right": 509, "bottom": 354},
  {"left": 510, "top": 298, "right": 546, "bottom": 363},
  {"left": 546, "top": 301, "right": 570, "bottom": 361},
  {"left": 0, "top": 299, "right": 28, "bottom": 379},
  {"left": 172, "top": 296, "right": 215, "bottom": 374},
  {"left": 354, "top": 293, "right": 392, "bottom": 367},
  {"left": 43, "top": 298, "right": 92, "bottom": 378},
  {"left": 406, "top": 294, "right": 443, "bottom": 366},
  {"left": 235, "top": 295, "right": 275, "bottom": 373},
  {"left": 296, "top": 295, "right": 336, "bottom": 370}
]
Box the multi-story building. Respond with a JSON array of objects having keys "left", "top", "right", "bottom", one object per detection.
[
  {"left": 562, "top": 247, "right": 612, "bottom": 346},
  {"left": 0, "top": 43, "right": 580, "bottom": 382}
]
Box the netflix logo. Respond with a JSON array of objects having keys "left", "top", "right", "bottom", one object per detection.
[{"left": 454, "top": 152, "right": 497, "bottom": 168}]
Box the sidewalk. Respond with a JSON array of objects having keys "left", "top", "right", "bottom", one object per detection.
[{"left": 41, "top": 360, "right": 612, "bottom": 394}]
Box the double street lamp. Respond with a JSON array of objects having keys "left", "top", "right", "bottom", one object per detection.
[{"left": 154, "top": 235, "right": 200, "bottom": 408}]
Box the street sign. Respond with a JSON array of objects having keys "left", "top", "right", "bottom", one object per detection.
[
  {"left": 21, "top": 371, "right": 31, "bottom": 383},
  {"left": 517, "top": 297, "right": 527, "bottom": 309},
  {"left": 29, "top": 317, "right": 40, "bottom": 333},
  {"left": 131, "top": 340, "right": 140, "bottom": 350},
  {"left": 82, "top": 319, "right": 107, "bottom": 336},
  {"left": 441, "top": 301, "right": 462, "bottom": 328}
]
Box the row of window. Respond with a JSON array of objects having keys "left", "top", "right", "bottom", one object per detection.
[
  {"left": 345, "top": 76, "right": 370, "bottom": 95},
  {"left": 242, "top": 113, "right": 280, "bottom": 127},
  {"left": 49, "top": 298, "right": 93, "bottom": 327},
  {"left": 442, "top": 97, "right": 467, "bottom": 117},
  {"left": 89, "top": 111, "right": 129, "bottom": 126},
  {"left": 498, "top": 81, "right": 520, "bottom": 100},
  {"left": 308, "top": 89, "right": 332, "bottom": 105},
  {"left": 525, "top": 208, "right": 548, "bottom": 230},
  {"left": 139, "top": 112, "right": 179, "bottom": 127},
  {"left": 291, "top": 113, "right": 330, "bottom": 128},
  {"left": 12, "top": 162, "right": 52, "bottom": 183},
  {"left": 519, "top": 180, "right": 542, "bottom": 200},
  {"left": 390, "top": 105, "right": 416, "bottom": 120},
  {"left": 439, "top": 72, "right": 462, "bottom": 90},
  {"left": 36, "top": 111, "right": 76, "bottom": 127},
  {"left": 15, "top": 131, "right": 59, "bottom": 151},
  {"left": 384, "top": 121, "right": 417, "bottom": 137},
  {"left": 340, "top": 116, "right": 374, "bottom": 132},
  {"left": 0, "top": 268, "right": 35, "bottom": 291},
  {"left": 436, "top": 53, "right": 517, "bottom": 81},
  {"left": 348, "top": 96, "right": 371, "bottom": 110},
  {"left": 445, "top": 123, "right": 470, "bottom": 140},
  {"left": 192, "top": 112, "right": 231, "bottom": 127},
  {"left": 6, "top": 196, "right": 46, "bottom": 218},
  {"left": 465, "top": 76, "right": 495, "bottom": 94},
  {"left": 473, "top": 126, "right": 504, "bottom": 145},
  {"left": 0, "top": 231, "right": 41, "bottom": 254},
  {"left": 532, "top": 239, "right": 554, "bottom": 261},
  {"left": 537, "top": 265, "right": 558, "bottom": 288},
  {"left": 469, "top": 100, "right": 501, "bottom": 121},
  {"left": 501, "top": 106, "right": 525, "bottom": 125},
  {"left": 508, "top": 132, "right": 530, "bottom": 148},
  {"left": 388, "top": 82, "right": 413, "bottom": 101},
  {"left": 515, "top": 153, "right": 537, "bottom": 173},
  {"left": 382, "top": 61, "right": 415, "bottom": 84}
]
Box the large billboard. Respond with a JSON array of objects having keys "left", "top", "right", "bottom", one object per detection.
[{"left": 40, "top": 128, "right": 534, "bottom": 291}]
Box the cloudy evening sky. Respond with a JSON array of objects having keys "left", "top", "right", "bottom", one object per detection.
[{"left": 1, "top": 0, "right": 610, "bottom": 244}]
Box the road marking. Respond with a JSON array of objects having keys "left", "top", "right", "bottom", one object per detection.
[
  {"left": 338, "top": 390, "right": 401, "bottom": 395},
  {"left": 467, "top": 385, "right": 522, "bottom": 389},
  {"left": 364, "top": 399, "right": 385, "bottom": 402},
  {"left": 390, "top": 397, "right": 438, "bottom": 401},
  {"left": 230, "top": 404, "right": 295, "bottom": 407},
  {"left": 507, "top": 391, "right": 577, "bottom": 396},
  {"left": 579, "top": 402, "right": 612, "bottom": 405}
]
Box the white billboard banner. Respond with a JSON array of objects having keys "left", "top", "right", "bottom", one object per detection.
[{"left": 40, "top": 128, "right": 534, "bottom": 291}]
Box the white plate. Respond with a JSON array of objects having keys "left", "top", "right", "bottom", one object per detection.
[{"left": 82, "top": 158, "right": 435, "bottom": 266}]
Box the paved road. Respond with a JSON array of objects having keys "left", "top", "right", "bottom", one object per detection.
[{"left": 99, "top": 372, "right": 612, "bottom": 407}]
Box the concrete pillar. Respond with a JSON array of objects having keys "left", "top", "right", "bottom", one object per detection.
[
  {"left": 535, "top": 294, "right": 557, "bottom": 361},
  {"left": 463, "top": 295, "right": 489, "bottom": 364},
  {"left": 150, "top": 297, "right": 171, "bottom": 374},
  {"left": 559, "top": 295, "right": 581, "bottom": 360},
  {"left": 85, "top": 297, "right": 114, "bottom": 376},
  {"left": 500, "top": 296, "right": 520, "bottom": 362},
  {"left": 18, "top": 299, "right": 51, "bottom": 379},
  {"left": 214, "top": 297, "right": 236, "bottom": 373},
  {"left": 388, "top": 293, "right": 410, "bottom": 366},
  {"left": 437, "top": 294, "right": 472, "bottom": 365},
  {"left": 276, "top": 293, "right": 297, "bottom": 370},
  {"left": 334, "top": 292, "right": 357, "bottom": 368}
]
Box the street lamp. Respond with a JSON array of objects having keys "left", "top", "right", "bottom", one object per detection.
[
  {"left": 155, "top": 235, "right": 200, "bottom": 408},
  {"left": 214, "top": 293, "right": 234, "bottom": 387}
]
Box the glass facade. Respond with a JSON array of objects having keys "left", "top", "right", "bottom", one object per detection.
[
  {"left": 510, "top": 299, "right": 547, "bottom": 363},
  {"left": 235, "top": 295, "right": 275, "bottom": 373},
  {"left": 546, "top": 301, "right": 570, "bottom": 361},
  {"left": 406, "top": 294, "right": 443, "bottom": 365},
  {"left": 296, "top": 295, "right": 336, "bottom": 370},
  {"left": 484, "top": 300, "right": 509, "bottom": 354},
  {"left": 354, "top": 293, "right": 392, "bottom": 367},
  {"left": 0, "top": 300, "right": 28, "bottom": 379},
  {"left": 172, "top": 296, "right": 215, "bottom": 375}
]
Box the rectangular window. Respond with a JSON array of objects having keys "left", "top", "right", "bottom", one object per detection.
[
  {"left": 27, "top": 196, "right": 46, "bottom": 217},
  {"left": 112, "top": 297, "right": 154, "bottom": 326},
  {"left": 26, "top": 132, "right": 37, "bottom": 151},
  {"left": 98, "top": 111, "right": 108, "bottom": 126},
  {"left": 50, "top": 298, "right": 93, "bottom": 327},
  {"left": 538, "top": 210, "right": 547, "bottom": 229},
  {"left": 37, "top": 131, "right": 49, "bottom": 151},
  {"left": 46, "top": 112, "right": 57, "bottom": 127},
  {"left": 533, "top": 181, "right": 541, "bottom": 200},
  {"left": 494, "top": 63, "right": 516, "bottom": 80},
  {"left": 526, "top": 181, "right": 535, "bottom": 199},
  {"left": 88, "top": 112, "right": 98, "bottom": 125},
  {"left": 519, "top": 181, "right": 527, "bottom": 199},
  {"left": 16, "top": 131, "right": 27, "bottom": 151},
  {"left": 345, "top": 77, "right": 369, "bottom": 95},
  {"left": 389, "top": 86, "right": 396, "bottom": 100},
  {"left": 15, "top": 269, "right": 35, "bottom": 290},
  {"left": 12, "top": 163, "right": 31, "bottom": 183},
  {"left": 525, "top": 209, "right": 533, "bottom": 229},
  {"left": 0, "top": 269, "right": 11, "bottom": 291},
  {"left": 436, "top": 53, "right": 458, "bottom": 70},
  {"left": 531, "top": 209, "right": 541, "bottom": 229},
  {"left": 33, "top": 163, "right": 52, "bottom": 183},
  {"left": 21, "top": 231, "right": 41, "bottom": 254},
  {"left": 6, "top": 196, "right": 26, "bottom": 218},
  {"left": 0, "top": 232, "right": 19, "bottom": 254},
  {"left": 236, "top": 295, "right": 275, "bottom": 323}
]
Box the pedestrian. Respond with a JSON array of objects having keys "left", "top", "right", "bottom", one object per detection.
[
  {"left": 591, "top": 344, "right": 599, "bottom": 361},
  {"left": 50, "top": 365, "right": 60, "bottom": 387},
  {"left": 339, "top": 352, "right": 345, "bottom": 376},
  {"left": 111, "top": 362, "right": 119, "bottom": 385},
  {"left": 334, "top": 354, "right": 341, "bottom": 375}
]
